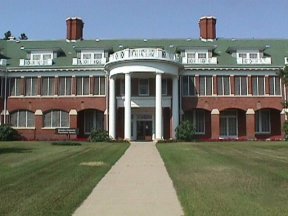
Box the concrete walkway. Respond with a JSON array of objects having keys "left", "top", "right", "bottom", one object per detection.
[{"left": 73, "top": 142, "right": 184, "bottom": 216}]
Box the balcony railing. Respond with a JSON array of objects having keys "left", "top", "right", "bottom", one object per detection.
[
  {"left": 237, "top": 57, "right": 271, "bottom": 64},
  {"left": 19, "top": 59, "right": 53, "bottom": 66},
  {"left": 109, "top": 48, "right": 179, "bottom": 63},
  {"left": 0, "top": 59, "right": 7, "bottom": 66},
  {"left": 182, "top": 57, "right": 217, "bottom": 64},
  {"left": 72, "top": 58, "right": 106, "bottom": 65},
  {"left": 116, "top": 96, "right": 171, "bottom": 108}
]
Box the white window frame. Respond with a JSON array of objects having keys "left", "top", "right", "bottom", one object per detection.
[
  {"left": 217, "top": 76, "right": 230, "bottom": 95},
  {"left": 25, "top": 77, "right": 38, "bottom": 96},
  {"left": 94, "top": 76, "right": 106, "bottom": 95},
  {"left": 44, "top": 110, "right": 69, "bottom": 128},
  {"left": 252, "top": 76, "right": 265, "bottom": 96},
  {"left": 59, "top": 77, "right": 72, "bottom": 96},
  {"left": 42, "top": 77, "right": 55, "bottom": 96},
  {"left": 10, "top": 78, "right": 22, "bottom": 96},
  {"left": 77, "top": 77, "right": 90, "bottom": 96},
  {"left": 256, "top": 110, "right": 271, "bottom": 134},
  {"left": 182, "top": 76, "right": 196, "bottom": 96},
  {"left": 269, "top": 76, "right": 281, "bottom": 96},
  {"left": 235, "top": 76, "right": 248, "bottom": 96},
  {"left": 81, "top": 51, "right": 103, "bottom": 60},
  {"left": 138, "top": 79, "right": 149, "bottom": 96},
  {"left": 199, "top": 76, "right": 212, "bottom": 96},
  {"left": 31, "top": 51, "right": 53, "bottom": 61},
  {"left": 10, "top": 110, "right": 35, "bottom": 128},
  {"left": 193, "top": 110, "right": 205, "bottom": 134}
]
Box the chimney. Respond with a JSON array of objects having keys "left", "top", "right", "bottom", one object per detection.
[
  {"left": 66, "top": 17, "right": 84, "bottom": 41},
  {"left": 199, "top": 16, "right": 216, "bottom": 41}
]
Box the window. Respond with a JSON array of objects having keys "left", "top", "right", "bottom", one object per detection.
[
  {"left": 198, "top": 53, "right": 207, "bottom": 58},
  {"left": 256, "top": 110, "right": 270, "bottom": 133},
  {"left": 76, "top": 77, "right": 89, "bottom": 95},
  {"left": 10, "top": 110, "right": 35, "bottom": 128},
  {"left": 182, "top": 76, "right": 196, "bottom": 96},
  {"left": 199, "top": 76, "right": 212, "bottom": 95},
  {"left": 235, "top": 76, "right": 247, "bottom": 95},
  {"left": 184, "top": 110, "right": 205, "bottom": 134},
  {"left": 84, "top": 110, "right": 104, "bottom": 134},
  {"left": 162, "top": 79, "right": 167, "bottom": 95},
  {"left": 187, "top": 53, "right": 196, "bottom": 58},
  {"left": 93, "top": 76, "right": 105, "bottom": 95},
  {"left": 217, "top": 76, "right": 230, "bottom": 95},
  {"left": 42, "top": 77, "right": 55, "bottom": 96},
  {"left": 139, "top": 79, "right": 149, "bottom": 96},
  {"left": 252, "top": 76, "right": 265, "bottom": 95},
  {"left": 10, "top": 78, "right": 22, "bottom": 96},
  {"left": 31, "top": 52, "right": 53, "bottom": 63},
  {"left": 44, "top": 110, "right": 69, "bottom": 128},
  {"left": 238, "top": 53, "right": 247, "bottom": 58},
  {"left": 25, "top": 77, "right": 38, "bottom": 96},
  {"left": 59, "top": 77, "right": 72, "bottom": 96},
  {"left": 269, "top": 76, "right": 281, "bottom": 95},
  {"left": 249, "top": 53, "right": 258, "bottom": 59}
]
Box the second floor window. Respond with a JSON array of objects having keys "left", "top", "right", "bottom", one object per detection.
[
  {"left": 217, "top": 76, "right": 230, "bottom": 95},
  {"left": 77, "top": 77, "right": 90, "bottom": 95},
  {"left": 42, "top": 77, "right": 55, "bottom": 96},
  {"left": 252, "top": 76, "right": 265, "bottom": 95},
  {"left": 182, "top": 76, "right": 196, "bottom": 96},
  {"left": 199, "top": 76, "right": 212, "bottom": 96},
  {"left": 93, "top": 76, "right": 105, "bottom": 95},
  {"left": 269, "top": 76, "right": 281, "bottom": 95},
  {"left": 59, "top": 77, "right": 72, "bottom": 96},
  {"left": 25, "top": 77, "right": 38, "bottom": 96},
  {"left": 235, "top": 76, "right": 247, "bottom": 95},
  {"left": 139, "top": 79, "right": 149, "bottom": 96},
  {"left": 10, "top": 78, "right": 22, "bottom": 96}
]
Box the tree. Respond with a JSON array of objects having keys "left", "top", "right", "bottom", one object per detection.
[
  {"left": 3, "top": 31, "right": 12, "bottom": 40},
  {"left": 175, "top": 120, "right": 195, "bottom": 141},
  {"left": 278, "top": 65, "right": 288, "bottom": 139},
  {"left": 19, "top": 33, "right": 28, "bottom": 40}
]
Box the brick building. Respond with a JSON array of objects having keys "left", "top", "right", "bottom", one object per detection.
[{"left": 0, "top": 16, "right": 287, "bottom": 141}]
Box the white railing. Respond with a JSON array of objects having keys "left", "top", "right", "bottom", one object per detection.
[
  {"left": 0, "top": 59, "right": 7, "bottom": 66},
  {"left": 182, "top": 57, "right": 217, "bottom": 64},
  {"left": 116, "top": 96, "right": 171, "bottom": 108},
  {"left": 19, "top": 59, "right": 53, "bottom": 66},
  {"left": 109, "top": 48, "right": 179, "bottom": 62},
  {"left": 237, "top": 57, "right": 271, "bottom": 64},
  {"left": 72, "top": 58, "right": 106, "bottom": 65}
]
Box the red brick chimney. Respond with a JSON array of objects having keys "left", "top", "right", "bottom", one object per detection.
[
  {"left": 199, "top": 16, "right": 217, "bottom": 41},
  {"left": 66, "top": 17, "right": 84, "bottom": 41}
]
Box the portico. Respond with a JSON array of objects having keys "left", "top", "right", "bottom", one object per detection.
[{"left": 105, "top": 48, "right": 181, "bottom": 141}]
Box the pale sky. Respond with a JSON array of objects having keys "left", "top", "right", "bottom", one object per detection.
[{"left": 1, "top": 0, "right": 287, "bottom": 40}]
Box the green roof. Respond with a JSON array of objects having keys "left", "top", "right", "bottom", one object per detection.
[{"left": 1, "top": 38, "right": 288, "bottom": 69}]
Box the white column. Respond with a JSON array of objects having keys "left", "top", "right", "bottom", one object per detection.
[
  {"left": 124, "top": 73, "right": 131, "bottom": 140},
  {"left": 172, "top": 76, "right": 179, "bottom": 139},
  {"left": 109, "top": 77, "right": 116, "bottom": 139},
  {"left": 155, "top": 73, "right": 162, "bottom": 140}
]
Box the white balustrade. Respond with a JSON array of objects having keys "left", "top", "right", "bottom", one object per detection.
[
  {"left": 72, "top": 58, "right": 106, "bottom": 65},
  {"left": 237, "top": 57, "right": 271, "bottom": 64},
  {"left": 109, "top": 48, "right": 179, "bottom": 62},
  {"left": 183, "top": 57, "right": 217, "bottom": 64},
  {"left": 19, "top": 59, "right": 53, "bottom": 66}
]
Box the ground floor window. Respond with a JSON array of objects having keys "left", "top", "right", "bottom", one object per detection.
[
  {"left": 220, "top": 111, "right": 238, "bottom": 137},
  {"left": 44, "top": 110, "right": 69, "bottom": 128},
  {"left": 84, "top": 110, "right": 104, "bottom": 134},
  {"left": 256, "top": 110, "right": 270, "bottom": 133},
  {"left": 184, "top": 110, "right": 205, "bottom": 134},
  {"left": 10, "top": 110, "right": 35, "bottom": 127}
]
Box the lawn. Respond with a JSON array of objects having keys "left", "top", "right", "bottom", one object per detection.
[
  {"left": 0, "top": 141, "right": 129, "bottom": 216},
  {"left": 157, "top": 142, "right": 288, "bottom": 216}
]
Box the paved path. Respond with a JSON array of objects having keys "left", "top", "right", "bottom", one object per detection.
[{"left": 73, "top": 142, "right": 184, "bottom": 216}]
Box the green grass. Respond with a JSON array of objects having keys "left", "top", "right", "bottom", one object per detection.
[
  {"left": 0, "top": 141, "right": 129, "bottom": 216},
  {"left": 157, "top": 142, "right": 288, "bottom": 216}
]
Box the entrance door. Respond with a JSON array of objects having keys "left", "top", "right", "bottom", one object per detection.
[
  {"left": 220, "top": 111, "right": 238, "bottom": 138},
  {"left": 137, "top": 121, "right": 152, "bottom": 141}
]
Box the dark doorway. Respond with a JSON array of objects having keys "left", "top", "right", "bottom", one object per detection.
[{"left": 137, "top": 121, "right": 152, "bottom": 141}]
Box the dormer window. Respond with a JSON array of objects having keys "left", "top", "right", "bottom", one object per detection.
[
  {"left": 19, "top": 49, "right": 60, "bottom": 66},
  {"left": 182, "top": 48, "right": 217, "bottom": 64},
  {"left": 73, "top": 49, "right": 106, "bottom": 65}
]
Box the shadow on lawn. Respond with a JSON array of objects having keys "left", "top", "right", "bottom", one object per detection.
[{"left": 0, "top": 147, "right": 33, "bottom": 154}]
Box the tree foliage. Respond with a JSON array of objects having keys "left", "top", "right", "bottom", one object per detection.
[
  {"left": 19, "top": 33, "right": 28, "bottom": 40},
  {"left": 3, "top": 31, "right": 12, "bottom": 40},
  {"left": 89, "top": 129, "right": 111, "bottom": 142},
  {"left": 175, "top": 120, "right": 195, "bottom": 141},
  {"left": 0, "top": 124, "right": 21, "bottom": 141}
]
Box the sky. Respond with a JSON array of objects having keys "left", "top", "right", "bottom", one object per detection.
[{"left": 1, "top": 0, "right": 288, "bottom": 40}]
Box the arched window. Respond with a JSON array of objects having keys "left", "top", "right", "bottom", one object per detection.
[
  {"left": 10, "top": 110, "right": 35, "bottom": 127},
  {"left": 44, "top": 110, "right": 69, "bottom": 128}
]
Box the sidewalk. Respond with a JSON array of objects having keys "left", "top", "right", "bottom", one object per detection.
[{"left": 73, "top": 142, "right": 184, "bottom": 216}]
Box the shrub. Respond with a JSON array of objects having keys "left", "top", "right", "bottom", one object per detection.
[
  {"left": 0, "top": 124, "right": 21, "bottom": 141},
  {"left": 89, "top": 129, "right": 111, "bottom": 142},
  {"left": 175, "top": 120, "right": 195, "bottom": 141},
  {"left": 283, "top": 121, "right": 288, "bottom": 140}
]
